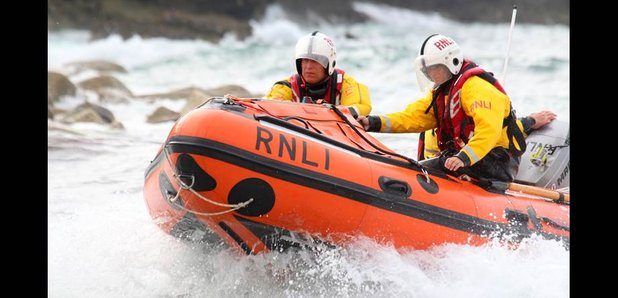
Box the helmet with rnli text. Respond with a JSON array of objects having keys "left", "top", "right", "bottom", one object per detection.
[
  {"left": 416, "top": 34, "right": 463, "bottom": 76},
  {"left": 295, "top": 31, "right": 337, "bottom": 75},
  {"left": 414, "top": 34, "right": 463, "bottom": 92}
]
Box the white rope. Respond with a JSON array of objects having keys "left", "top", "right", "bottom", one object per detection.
[
  {"left": 162, "top": 145, "right": 254, "bottom": 216},
  {"left": 422, "top": 167, "right": 431, "bottom": 183},
  {"left": 165, "top": 188, "right": 253, "bottom": 216}
]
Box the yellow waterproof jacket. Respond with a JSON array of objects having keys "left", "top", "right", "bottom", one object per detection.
[
  {"left": 420, "top": 118, "right": 529, "bottom": 160},
  {"left": 379, "top": 76, "right": 514, "bottom": 166},
  {"left": 264, "top": 72, "right": 372, "bottom": 116},
  {"left": 420, "top": 129, "right": 440, "bottom": 160}
]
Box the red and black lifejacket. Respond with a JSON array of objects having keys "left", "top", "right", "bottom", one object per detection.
[
  {"left": 424, "top": 60, "right": 526, "bottom": 157},
  {"left": 278, "top": 69, "right": 345, "bottom": 104}
]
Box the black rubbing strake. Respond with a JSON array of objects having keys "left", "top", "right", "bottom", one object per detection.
[
  {"left": 170, "top": 212, "right": 222, "bottom": 244},
  {"left": 144, "top": 150, "right": 163, "bottom": 179},
  {"left": 159, "top": 172, "right": 183, "bottom": 209},
  {"left": 218, "top": 221, "right": 252, "bottom": 255},
  {"left": 527, "top": 206, "right": 543, "bottom": 231},
  {"left": 235, "top": 215, "right": 301, "bottom": 252},
  {"left": 235, "top": 215, "right": 336, "bottom": 252},
  {"left": 504, "top": 208, "right": 530, "bottom": 232}
]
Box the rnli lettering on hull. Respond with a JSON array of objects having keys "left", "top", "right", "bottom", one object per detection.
[{"left": 255, "top": 127, "right": 330, "bottom": 170}]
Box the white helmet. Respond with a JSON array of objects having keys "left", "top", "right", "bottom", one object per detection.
[
  {"left": 414, "top": 34, "right": 463, "bottom": 92},
  {"left": 295, "top": 31, "right": 337, "bottom": 75}
]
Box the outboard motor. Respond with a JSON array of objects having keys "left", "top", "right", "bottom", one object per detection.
[{"left": 515, "top": 120, "right": 569, "bottom": 190}]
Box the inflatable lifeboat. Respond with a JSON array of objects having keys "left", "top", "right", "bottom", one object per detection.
[{"left": 143, "top": 96, "right": 570, "bottom": 254}]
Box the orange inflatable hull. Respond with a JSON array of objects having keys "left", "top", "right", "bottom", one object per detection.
[{"left": 143, "top": 97, "right": 569, "bottom": 254}]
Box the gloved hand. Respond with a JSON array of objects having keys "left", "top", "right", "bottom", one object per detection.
[
  {"left": 356, "top": 115, "right": 381, "bottom": 131},
  {"left": 357, "top": 116, "right": 369, "bottom": 130}
]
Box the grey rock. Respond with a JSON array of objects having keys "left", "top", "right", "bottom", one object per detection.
[
  {"left": 77, "top": 75, "right": 133, "bottom": 98},
  {"left": 64, "top": 60, "right": 128, "bottom": 74},
  {"left": 48, "top": 71, "right": 76, "bottom": 103},
  {"left": 139, "top": 86, "right": 212, "bottom": 101},
  {"left": 179, "top": 97, "right": 209, "bottom": 116},
  {"left": 74, "top": 101, "right": 116, "bottom": 123},
  {"left": 204, "top": 85, "right": 253, "bottom": 98},
  {"left": 62, "top": 108, "right": 108, "bottom": 125},
  {"left": 147, "top": 106, "right": 181, "bottom": 123}
]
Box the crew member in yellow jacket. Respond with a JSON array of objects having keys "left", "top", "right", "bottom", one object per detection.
[
  {"left": 418, "top": 110, "right": 557, "bottom": 160},
  {"left": 359, "top": 34, "right": 528, "bottom": 182},
  {"left": 264, "top": 31, "right": 372, "bottom": 118}
]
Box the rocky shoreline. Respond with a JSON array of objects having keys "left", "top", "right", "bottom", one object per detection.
[
  {"left": 48, "top": 60, "right": 257, "bottom": 130},
  {"left": 48, "top": 0, "right": 569, "bottom": 43}
]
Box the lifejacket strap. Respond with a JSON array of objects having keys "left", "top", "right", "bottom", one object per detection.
[
  {"left": 418, "top": 131, "right": 426, "bottom": 161},
  {"left": 499, "top": 107, "right": 527, "bottom": 157},
  {"left": 347, "top": 106, "right": 359, "bottom": 119},
  {"left": 505, "top": 113, "right": 527, "bottom": 156},
  {"left": 329, "top": 71, "right": 338, "bottom": 104}
]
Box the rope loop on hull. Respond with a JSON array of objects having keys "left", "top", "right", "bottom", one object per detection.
[{"left": 163, "top": 146, "right": 254, "bottom": 216}]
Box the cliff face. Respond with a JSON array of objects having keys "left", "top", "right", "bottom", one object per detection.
[
  {"left": 48, "top": 0, "right": 569, "bottom": 42},
  {"left": 48, "top": 0, "right": 272, "bottom": 40}
]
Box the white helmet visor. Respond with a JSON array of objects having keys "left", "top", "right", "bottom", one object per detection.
[
  {"left": 414, "top": 55, "right": 435, "bottom": 93},
  {"left": 296, "top": 53, "right": 329, "bottom": 70}
]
